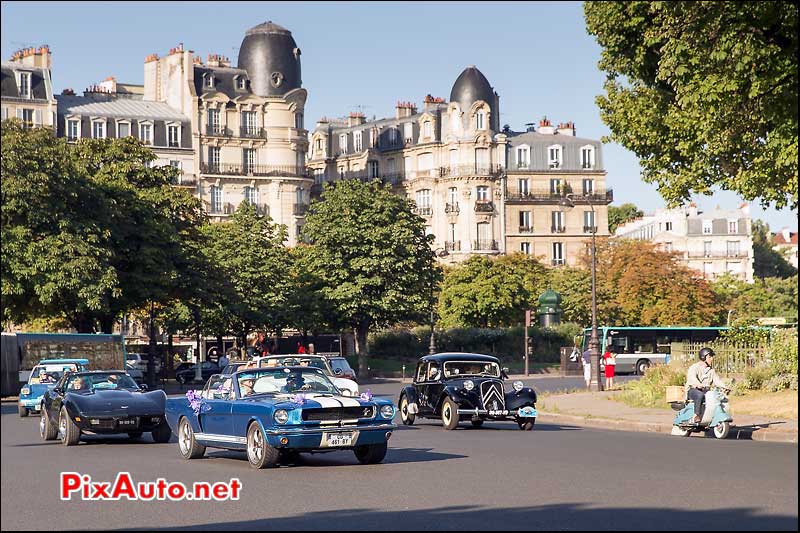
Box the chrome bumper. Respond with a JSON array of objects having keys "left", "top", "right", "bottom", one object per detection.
[{"left": 264, "top": 423, "right": 396, "bottom": 435}]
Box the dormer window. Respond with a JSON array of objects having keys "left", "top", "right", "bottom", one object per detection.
[
  {"left": 236, "top": 76, "right": 247, "bottom": 90},
  {"left": 516, "top": 145, "right": 530, "bottom": 169},
  {"left": 423, "top": 121, "right": 432, "bottom": 138},
  {"left": 339, "top": 133, "right": 348, "bottom": 154},
  {"left": 204, "top": 73, "right": 214, "bottom": 89},
  {"left": 354, "top": 131, "right": 363, "bottom": 152},
  {"left": 548, "top": 145, "right": 562, "bottom": 169},
  {"left": 389, "top": 127, "right": 399, "bottom": 146},
  {"left": 18, "top": 72, "right": 31, "bottom": 98},
  {"left": 581, "top": 145, "right": 595, "bottom": 169},
  {"left": 476, "top": 111, "right": 485, "bottom": 130}
]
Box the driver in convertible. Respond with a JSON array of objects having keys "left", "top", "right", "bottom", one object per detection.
[{"left": 284, "top": 373, "right": 307, "bottom": 393}]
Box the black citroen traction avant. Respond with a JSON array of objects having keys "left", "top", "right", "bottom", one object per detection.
[
  {"left": 397, "top": 353, "right": 538, "bottom": 430},
  {"left": 40, "top": 370, "right": 172, "bottom": 446}
]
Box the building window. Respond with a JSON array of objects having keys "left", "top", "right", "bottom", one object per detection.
[
  {"left": 665, "top": 221, "right": 673, "bottom": 231},
  {"left": 117, "top": 122, "right": 130, "bottom": 138},
  {"left": 387, "top": 158, "right": 396, "bottom": 175},
  {"left": 207, "top": 109, "right": 220, "bottom": 134},
  {"left": 416, "top": 189, "right": 432, "bottom": 214},
  {"left": 551, "top": 211, "right": 564, "bottom": 232},
  {"left": 423, "top": 121, "right": 432, "bottom": 138},
  {"left": 169, "top": 160, "right": 181, "bottom": 170},
  {"left": 449, "top": 223, "right": 457, "bottom": 243},
  {"left": 703, "top": 241, "right": 713, "bottom": 257},
  {"left": 368, "top": 160, "right": 379, "bottom": 179},
  {"left": 19, "top": 109, "right": 34, "bottom": 128},
  {"left": 476, "top": 186, "right": 489, "bottom": 202},
  {"left": 296, "top": 187, "right": 304, "bottom": 205},
  {"left": 728, "top": 220, "right": 738, "bottom": 234},
  {"left": 208, "top": 146, "right": 220, "bottom": 170},
  {"left": 67, "top": 119, "right": 80, "bottom": 140},
  {"left": 552, "top": 242, "right": 564, "bottom": 265},
  {"left": 92, "top": 121, "right": 106, "bottom": 139},
  {"left": 517, "top": 146, "right": 529, "bottom": 169},
  {"left": 476, "top": 111, "right": 485, "bottom": 130},
  {"left": 448, "top": 187, "right": 458, "bottom": 205},
  {"left": 581, "top": 146, "right": 595, "bottom": 169},
  {"left": 18, "top": 72, "right": 31, "bottom": 98},
  {"left": 663, "top": 242, "right": 673, "bottom": 253},
  {"left": 417, "top": 152, "right": 433, "bottom": 172},
  {"left": 315, "top": 137, "right": 323, "bottom": 154},
  {"left": 476, "top": 222, "right": 490, "bottom": 248},
  {"left": 389, "top": 127, "right": 399, "bottom": 146},
  {"left": 404, "top": 122, "right": 413, "bottom": 143},
  {"left": 243, "top": 148, "right": 256, "bottom": 173},
  {"left": 244, "top": 186, "right": 257, "bottom": 205},
  {"left": 548, "top": 145, "right": 562, "bottom": 169},
  {"left": 518, "top": 178, "right": 529, "bottom": 196},
  {"left": 584, "top": 211, "right": 595, "bottom": 233},
  {"left": 139, "top": 123, "right": 153, "bottom": 145},
  {"left": 339, "top": 133, "right": 348, "bottom": 154},
  {"left": 211, "top": 185, "right": 223, "bottom": 213},
  {"left": 475, "top": 148, "right": 489, "bottom": 173},
  {"left": 241, "top": 111, "right": 257, "bottom": 136},
  {"left": 354, "top": 131, "right": 363, "bottom": 152},
  {"left": 520, "top": 242, "right": 531, "bottom": 255},
  {"left": 550, "top": 179, "right": 562, "bottom": 195},
  {"left": 237, "top": 77, "right": 247, "bottom": 90},
  {"left": 727, "top": 241, "right": 741, "bottom": 257},
  {"left": 204, "top": 74, "right": 214, "bottom": 89},
  {"left": 450, "top": 110, "right": 459, "bottom": 133},
  {"left": 702, "top": 220, "right": 713, "bottom": 234},
  {"left": 582, "top": 179, "right": 594, "bottom": 195},
  {"left": 519, "top": 211, "right": 531, "bottom": 231},
  {"left": 168, "top": 125, "right": 180, "bottom": 147},
  {"left": 313, "top": 168, "right": 324, "bottom": 184},
  {"left": 403, "top": 156, "right": 412, "bottom": 176}
]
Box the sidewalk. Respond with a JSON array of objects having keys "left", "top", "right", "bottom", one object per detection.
[{"left": 538, "top": 390, "right": 798, "bottom": 444}]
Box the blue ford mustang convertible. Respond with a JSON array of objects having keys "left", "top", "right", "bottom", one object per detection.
[{"left": 165, "top": 366, "right": 397, "bottom": 469}]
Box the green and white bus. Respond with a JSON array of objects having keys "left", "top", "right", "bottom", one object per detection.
[{"left": 580, "top": 326, "right": 729, "bottom": 375}]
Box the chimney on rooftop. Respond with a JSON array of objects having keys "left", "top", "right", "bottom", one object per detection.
[
  {"left": 348, "top": 111, "right": 366, "bottom": 127},
  {"left": 395, "top": 100, "right": 417, "bottom": 119},
  {"left": 538, "top": 116, "right": 554, "bottom": 135},
  {"left": 206, "top": 53, "right": 230, "bottom": 68},
  {"left": 10, "top": 45, "right": 51, "bottom": 69},
  {"left": 556, "top": 121, "right": 575, "bottom": 136}
]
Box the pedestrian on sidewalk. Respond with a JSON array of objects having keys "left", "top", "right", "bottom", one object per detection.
[
  {"left": 602, "top": 347, "right": 616, "bottom": 390},
  {"left": 582, "top": 348, "right": 591, "bottom": 388}
]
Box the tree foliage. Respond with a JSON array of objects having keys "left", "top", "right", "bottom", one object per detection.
[
  {"left": 751, "top": 220, "right": 797, "bottom": 279},
  {"left": 585, "top": 1, "right": 798, "bottom": 210},
  {"left": 712, "top": 273, "right": 798, "bottom": 324},
  {"left": 608, "top": 203, "right": 644, "bottom": 234}
]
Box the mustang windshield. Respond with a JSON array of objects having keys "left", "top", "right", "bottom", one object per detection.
[
  {"left": 259, "top": 356, "right": 332, "bottom": 375},
  {"left": 238, "top": 368, "right": 339, "bottom": 397},
  {"left": 443, "top": 361, "right": 500, "bottom": 378},
  {"left": 66, "top": 372, "right": 139, "bottom": 391}
]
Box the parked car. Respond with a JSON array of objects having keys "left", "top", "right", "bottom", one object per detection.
[
  {"left": 255, "top": 355, "right": 359, "bottom": 396},
  {"left": 175, "top": 361, "right": 220, "bottom": 385},
  {"left": 165, "top": 367, "right": 396, "bottom": 468},
  {"left": 398, "top": 353, "right": 538, "bottom": 430},
  {"left": 326, "top": 356, "right": 357, "bottom": 381},
  {"left": 126, "top": 353, "right": 162, "bottom": 374},
  {"left": 39, "top": 370, "right": 171, "bottom": 445},
  {"left": 18, "top": 359, "right": 89, "bottom": 417}
]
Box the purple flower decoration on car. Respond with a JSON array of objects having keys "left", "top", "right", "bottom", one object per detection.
[
  {"left": 359, "top": 389, "right": 373, "bottom": 402},
  {"left": 186, "top": 389, "right": 211, "bottom": 416},
  {"left": 290, "top": 393, "right": 309, "bottom": 406}
]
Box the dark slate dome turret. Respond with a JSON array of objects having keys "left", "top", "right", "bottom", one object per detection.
[
  {"left": 449, "top": 66, "right": 498, "bottom": 130},
  {"left": 237, "top": 21, "right": 302, "bottom": 97}
]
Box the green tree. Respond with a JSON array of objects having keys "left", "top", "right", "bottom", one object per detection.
[
  {"left": 585, "top": 1, "right": 798, "bottom": 210},
  {"left": 713, "top": 273, "right": 798, "bottom": 324},
  {"left": 301, "top": 180, "right": 436, "bottom": 375},
  {"left": 608, "top": 203, "right": 644, "bottom": 233},
  {"left": 751, "top": 220, "right": 797, "bottom": 279},
  {"left": 546, "top": 266, "right": 592, "bottom": 325}
]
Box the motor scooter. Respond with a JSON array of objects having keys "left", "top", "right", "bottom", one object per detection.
[{"left": 671, "top": 386, "right": 733, "bottom": 439}]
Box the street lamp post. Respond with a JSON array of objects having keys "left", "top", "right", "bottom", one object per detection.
[
  {"left": 560, "top": 193, "right": 602, "bottom": 391},
  {"left": 429, "top": 248, "right": 448, "bottom": 354}
]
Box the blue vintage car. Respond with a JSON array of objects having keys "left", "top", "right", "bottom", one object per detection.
[
  {"left": 18, "top": 359, "right": 89, "bottom": 417},
  {"left": 165, "top": 366, "right": 397, "bottom": 469}
]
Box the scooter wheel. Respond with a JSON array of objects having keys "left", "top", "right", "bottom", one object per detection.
[
  {"left": 671, "top": 426, "right": 690, "bottom": 437},
  {"left": 713, "top": 421, "right": 730, "bottom": 439}
]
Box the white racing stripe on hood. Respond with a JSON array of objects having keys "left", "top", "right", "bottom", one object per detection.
[
  {"left": 336, "top": 396, "right": 362, "bottom": 407},
  {"left": 305, "top": 395, "right": 342, "bottom": 408}
]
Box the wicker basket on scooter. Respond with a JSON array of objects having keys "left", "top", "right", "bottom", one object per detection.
[{"left": 665, "top": 385, "right": 685, "bottom": 404}]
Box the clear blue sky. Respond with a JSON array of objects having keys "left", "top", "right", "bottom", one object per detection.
[{"left": 2, "top": 0, "right": 796, "bottom": 231}]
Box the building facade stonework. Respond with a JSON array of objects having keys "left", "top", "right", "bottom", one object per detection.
[{"left": 1, "top": 46, "right": 57, "bottom": 128}]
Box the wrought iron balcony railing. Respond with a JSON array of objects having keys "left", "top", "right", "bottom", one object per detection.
[
  {"left": 519, "top": 226, "right": 534, "bottom": 233},
  {"left": 474, "top": 201, "right": 494, "bottom": 213},
  {"left": 445, "top": 241, "right": 461, "bottom": 252},
  {"left": 412, "top": 206, "right": 433, "bottom": 216},
  {"left": 445, "top": 202, "right": 460, "bottom": 214},
  {"left": 506, "top": 189, "right": 614, "bottom": 204},
  {"left": 205, "top": 125, "right": 231, "bottom": 137},
  {"left": 472, "top": 240, "right": 498, "bottom": 251},
  {"left": 201, "top": 162, "right": 309, "bottom": 178},
  {"left": 293, "top": 203, "right": 309, "bottom": 216},
  {"left": 240, "top": 127, "right": 267, "bottom": 139},
  {"left": 583, "top": 225, "right": 598, "bottom": 233},
  {"left": 551, "top": 226, "right": 566, "bottom": 233}
]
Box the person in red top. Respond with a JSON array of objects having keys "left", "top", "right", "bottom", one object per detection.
[
  {"left": 602, "top": 347, "right": 616, "bottom": 390},
  {"left": 297, "top": 342, "right": 306, "bottom": 354}
]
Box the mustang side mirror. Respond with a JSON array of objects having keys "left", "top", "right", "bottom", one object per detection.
[
  {"left": 139, "top": 384, "right": 148, "bottom": 391},
  {"left": 334, "top": 368, "right": 343, "bottom": 375}
]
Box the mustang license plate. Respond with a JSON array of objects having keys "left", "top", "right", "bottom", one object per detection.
[
  {"left": 517, "top": 407, "right": 537, "bottom": 418},
  {"left": 323, "top": 432, "right": 354, "bottom": 447}
]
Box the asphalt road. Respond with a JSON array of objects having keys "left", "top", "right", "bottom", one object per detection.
[{"left": 1, "top": 376, "right": 796, "bottom": 531}]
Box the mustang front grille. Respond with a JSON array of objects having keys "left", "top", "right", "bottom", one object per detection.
[
  {"left": 302, "top": 406, "right": 374, "bottom": 422},
  {"left": 480, "top": 381, "right": 505, "bottom": 411}
]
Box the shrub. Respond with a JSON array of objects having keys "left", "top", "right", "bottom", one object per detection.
[
  {"left": 616, "top": 362, "right": 687, "bottom": 408},
  {"left": 763, "top": 374, "right": 798, "bottom": 392},
  {"left": 768, "top": 327, "right": 798, "bottom": 377},
  {"left": 740, "top": 365, "right": 771, "bottom": 391}
]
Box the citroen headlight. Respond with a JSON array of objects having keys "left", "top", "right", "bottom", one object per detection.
[
  {"left": 21, "top": 387, "right": 30, "bottom": 396},
  {"left": 380, "top": 405, "right": 395, "bottom": 419},
  {"left": 274, "top": 409, "right": 289, "bottom": 424},
  {"left": 463, "top": 380, "right": 475, "bottom": 391},
  {"left": 513, "top": 381, "right": 524, "bottom": 392}
]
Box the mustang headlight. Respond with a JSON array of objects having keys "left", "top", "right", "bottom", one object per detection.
[
  {"left": 463, "top": 380, "right": 474, "bottom": 391},
  {"left": 513, "top": 381, "right": 524, "bottom": 392},
  {"left": 274, "top": 409, "right": 289, "bottom": 424},
  {"left": 21, "top": 387, "right": 30, "bottom": 396},
  {"left": 380, "top": 405, "right": 395, "bottom": 419}
]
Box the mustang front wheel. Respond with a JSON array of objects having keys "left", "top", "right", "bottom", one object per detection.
[
  {"left": 354, "top": 442, "right": 388, "bottom": 464},
  {"left": 399, "top": 395, "right": 415, "bottom": 426},
  {"left": 59, "top": 406, "right": 81, "bottom": 446},
  {"left": 441, "top": 397, "right": 459, "bottom": 431},
  {"left": 178, "top": 417, "right": 206, "bottom": 459},
  {"left": 246, "top": 423, "right": 280, "bottom": 469},
  {"left": 40, "top": 409, "right": 58, "bottom": 440}
]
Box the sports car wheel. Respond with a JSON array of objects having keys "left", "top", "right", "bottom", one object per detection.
[
  {"left": 713, "top": 421, "right": 730, "bottom": 440},
  {"left": 354, "top": 442, "right": 388, "bottom": 464},
  {"left": 246, "top": 423, "right": 280, "bottom": 469},
  {"left": 59, "top": 406, "right": 81, "bottom": 446},
  {"left": 399, "top": 395, "right": 415, "bottom": 426},
  {"left": 517, "top": 418, "right": 535, "bottom": 431},
  {"left": 151, "top": 420, "right": 172, "bottom": 443},
  {"left": 18, "top": 405, "right": 29, "bottom": 417},
  {"left": 470, "top": 419, "right": 484, "bottom": 428},
  {"left": 40, "top": 409, "right": 58, "bottom": 440},
  {"left": 127, "top": 432, "right": 143, "bottom": 440},
  {"left": 178, "top": 417, "right": 205, "bottom": 459},
  {"left": 440, "top": 397, "right": 459, "bottom": 431}
]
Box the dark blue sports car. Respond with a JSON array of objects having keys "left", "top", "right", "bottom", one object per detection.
[
  {"left": 40, "top": 371, "right": 171, "bottom": 445},
  {"left": 165, "top": 366, "right": 396, "bottom": 469}
]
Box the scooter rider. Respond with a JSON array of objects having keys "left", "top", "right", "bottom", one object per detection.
[{"left": 685, "top": 347, "right": 730, "bottom": 424}]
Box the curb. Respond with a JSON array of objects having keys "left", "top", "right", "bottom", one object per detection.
[{"left": 537, "top": 411, "right": 798, "bottom": 444}]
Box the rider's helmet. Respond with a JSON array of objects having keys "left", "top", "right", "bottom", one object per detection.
[{"left": 698, "top": 347, "right": 715, "bottom": 361}]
